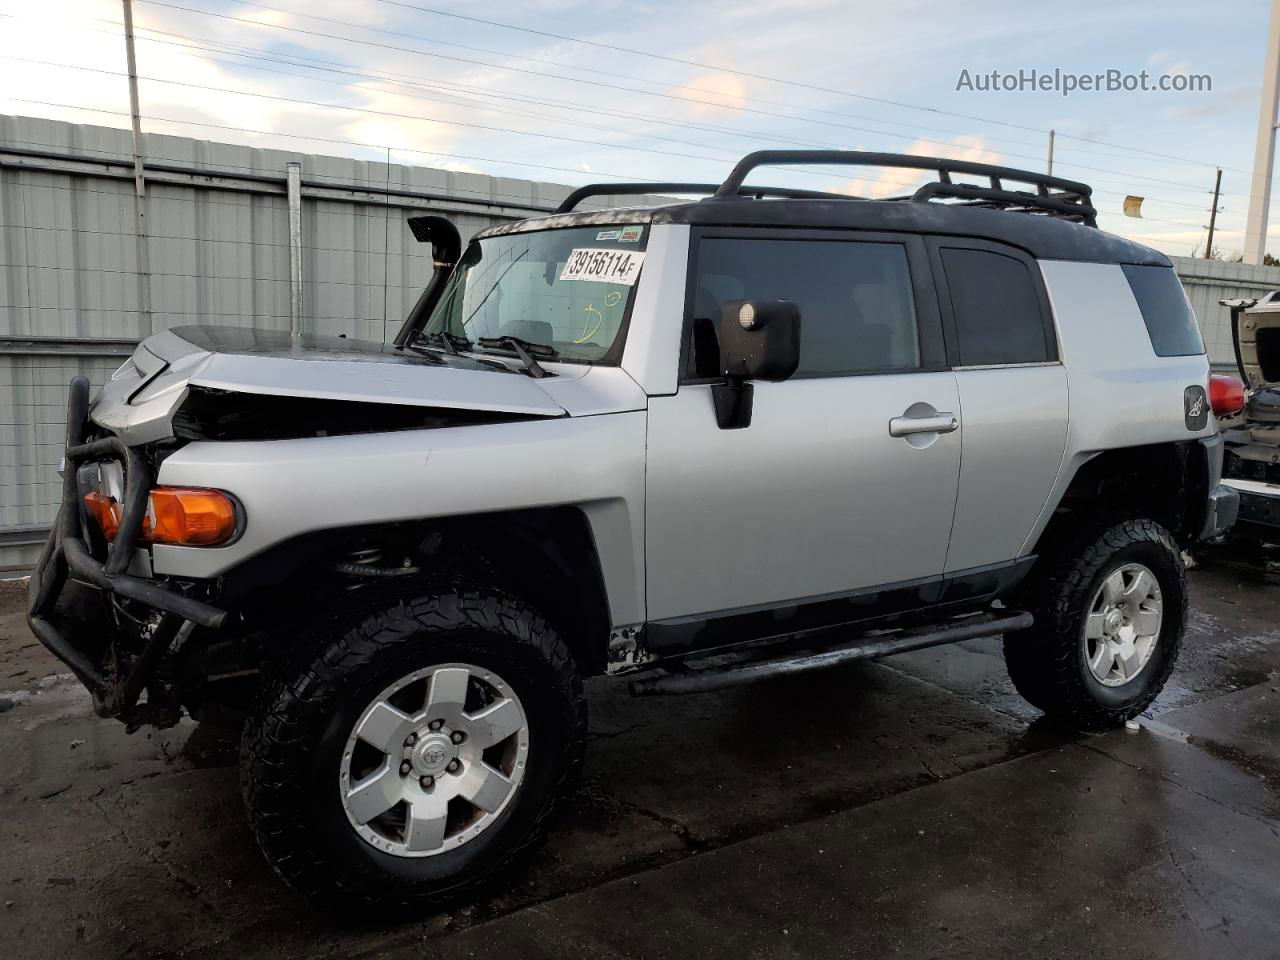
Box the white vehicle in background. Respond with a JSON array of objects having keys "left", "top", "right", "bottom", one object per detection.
[
  {"left": 1219, "top": 294, "right": 1280, "bottom": 540},
  {"left": 29, "top": 150, "right": 1238, "bottom": 910}
]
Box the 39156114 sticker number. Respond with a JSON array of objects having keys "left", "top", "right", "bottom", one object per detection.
[{"left": 559, "top": 248, "right": 646, "bottom": 286}]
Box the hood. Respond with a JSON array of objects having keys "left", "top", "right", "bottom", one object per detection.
[
  {"left": 1231, "top": 292, "right": 1280, "bottom": 391},
  {"left": 91, "top": 325, "right": 569, "bottom": 444}
]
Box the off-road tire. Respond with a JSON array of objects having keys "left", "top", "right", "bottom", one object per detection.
[
  {"left": 1004, "top": 516, "right": 1186, "bottom": 730},
  {"left": 240, "top": 583, "right": 586, "bottom": 911}
]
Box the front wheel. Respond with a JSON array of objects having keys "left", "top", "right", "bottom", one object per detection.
[
  {"left": 240, "top": 586, "right": 586, "bottom": 910},
  {"left": 1004, "top": 517, "right": 1186, "bottom": 730}
]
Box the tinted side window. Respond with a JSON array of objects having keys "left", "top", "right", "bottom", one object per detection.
[
  {"left": 939, "top": 247, "right": 1051, "bottom": 366},
  {"left": 690, "top": 239, "right": 920, "bottom": 377},
  {"left": 1122, "top": 264, "right": 1205, "bottom": 357}
]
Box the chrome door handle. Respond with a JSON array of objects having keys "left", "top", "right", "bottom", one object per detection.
[{"left": 889, "top": 412, "right": 959, "bottom": 437}]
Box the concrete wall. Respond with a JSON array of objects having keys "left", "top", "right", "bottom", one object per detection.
[{"left": 4, "top": 113, "right": 1280, "bottom": 568}]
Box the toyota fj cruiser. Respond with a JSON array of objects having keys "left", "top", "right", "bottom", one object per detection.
[{"left": 28, "top": 150, "right": 1239, "bottom": 909}]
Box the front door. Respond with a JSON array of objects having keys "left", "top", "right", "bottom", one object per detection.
[{"left": 644, "top": 230, "right": 962, "bottom": 652}]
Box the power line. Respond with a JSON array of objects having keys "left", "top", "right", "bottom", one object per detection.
[
  {"left": 184, "top": 0, "right": 1242, "bottom": 176},
  {"left": 4, "top": 40, "right": 1257, "bottom": 226},
  {"left": 119, "top": 24, "right": 1245, "bottom": 212},
  {"left": 124, "top": 0, "right": 1240, "bottom": 197},
  {"left": 368, "top": 0, "right": 1239, "bottom": 174},
  {"left": 1, "top": 56, "right": 747, "bottom": 168},
  {"left": 125, "top": 27, "right": 906, "bottom": 157},
  {"left": 7, "top": 119, "right": 1245, "bottom": 246},
  {"left": 108, "top": 30, "right": 949, "bottom": 192},
  {"left": 3, "top": 49, "right": 1260, "bottom": 241},
  {"left": 2, "top": 97, "right": 673, "bottom": 189},
  {"left": 135, "top": 0, "right": 1054, "bottom": 158},
  {"left": 7, "top": 55, "right": 1015, "bottom": 195},
  {"left": 4, "top": 91, "right": 1255, "bottom": 232},
  {"left": 132, "top": 2, "right": 1060, "bottom": 166},
  {"left": 3, "top": 12, "right": 941, "bottom": 173}
]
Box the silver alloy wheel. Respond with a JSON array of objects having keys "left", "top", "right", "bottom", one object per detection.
[
  {"left": 1082, "top": 562, "right": 1164, "bottom": 687},
  {"left": 339, "top": 662, "right": 529, "bottom": 858}
]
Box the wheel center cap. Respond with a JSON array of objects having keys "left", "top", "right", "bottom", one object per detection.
[
  {"left": 1104, "top": 609, "right": 1124, "bottom": 635},
  {"left": 411, "top": 733, "right": 455, "bottom": 775}
]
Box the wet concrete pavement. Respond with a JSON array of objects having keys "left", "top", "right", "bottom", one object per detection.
[{"left": 1, "top": 556, "right": 1278, "bottom": 959}]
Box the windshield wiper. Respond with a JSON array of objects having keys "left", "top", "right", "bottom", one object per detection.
[
  {"left": 399, "top": 341, "right": 446, "bottom": 364},
  {"left": 477, "top": 335, "right": 557, "bottom": 379},
  {"left": 418, "top": 330, "right": 471, "bottom": 354}
]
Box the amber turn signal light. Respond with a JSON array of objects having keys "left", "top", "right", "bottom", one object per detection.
[
  {"left": 83, "top": 490, "right": 123, "bottom": 541},
  {"left": 84, "top": 487, "right": 238, "bottom": 546}
]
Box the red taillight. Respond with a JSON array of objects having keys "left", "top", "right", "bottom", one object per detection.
[{"left": 1208, "top": 374, "right": 1245, "bottom": 417}]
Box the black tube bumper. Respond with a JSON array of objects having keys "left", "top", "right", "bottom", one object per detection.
[{"left": 26, "top": 377, "right": 227, "bottom": 720}]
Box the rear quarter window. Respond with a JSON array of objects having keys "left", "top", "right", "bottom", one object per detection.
[
  {"left": 1122, "top": 264, "right": 1205, "bottom": 357},
  {"left": 938, "top": 247, "right": 1053, "bottom": 366}
]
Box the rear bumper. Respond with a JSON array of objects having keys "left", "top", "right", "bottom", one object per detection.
[
  {"left": 1202, "top": 483, "right": 1241, "bottom": 540},
  {"left": 1224, "top": 478, "right": 1280, "bottom": 532},
  {"left": 1198, "top": 434, "right": 1239, "bottom": 541},
  {"left": 26, "top": 377, "right": 226, "bottom": 722}
]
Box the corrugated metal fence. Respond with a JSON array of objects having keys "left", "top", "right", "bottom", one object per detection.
[
  {"left": 4, "top": 114, "right": 1280, "bottom": 569},
  {"left": 1167, "top": 255, "right": 1280, "bottom": 368},
  {"left": 0, "top": 114, "right": 576, "bottom": 569}
]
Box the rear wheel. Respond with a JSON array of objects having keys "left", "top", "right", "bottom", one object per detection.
[
  {"left": 1004, "top": 517, "right": 1186, "bottom": 729},
  {"left": 240, "top": 585, "right": 586, "bottom": 910}
]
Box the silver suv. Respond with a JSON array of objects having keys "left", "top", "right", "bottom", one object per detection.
[{"left": 28, "top": 151, "right": 1239, "bottom": 909}]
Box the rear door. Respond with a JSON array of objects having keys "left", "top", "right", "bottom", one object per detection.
[
  {"left": 1228, "top": 294, "right": 1280, "bottom": 392},
  {"left": 925, "top": 238, "right": 1069, "bottom": 573},
  {"left": 643, "top": 229, "right": 963, "bottom": 651}
]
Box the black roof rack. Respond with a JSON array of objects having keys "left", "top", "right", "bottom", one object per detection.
[
  {"left": 555, "top": 151, "right": 1097, "bottom": 227},
  {"left": 715, "top": 150, "right": 1097, "bottom": 226},
  {"left": 555, "top": 182, "right": 850, "bottom": 213}
]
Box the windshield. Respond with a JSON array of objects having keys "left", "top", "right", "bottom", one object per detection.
[{"left": 420, "top": 224, "right": 649, "bottom": 364}]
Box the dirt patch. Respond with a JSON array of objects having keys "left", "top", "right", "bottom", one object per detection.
[{"left": 0, "top": 577, "right": 63, "bottom": 695}]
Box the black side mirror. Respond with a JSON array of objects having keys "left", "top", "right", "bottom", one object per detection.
[{"left": 712, "top": 300, "right": 801, "bottom": 429}]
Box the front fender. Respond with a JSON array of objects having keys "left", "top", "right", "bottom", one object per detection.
[{"left": 152, "top": 412, "right": 649, "bottom": 626}]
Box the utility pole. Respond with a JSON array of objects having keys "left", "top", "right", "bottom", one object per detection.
[
  {"left": 1205, "top": 167, "right": 1223, "bottom": 260},
  {"left": 121, "top": 0, "right": 152, "bottom": 336},
  {"left": 1244, "top": 0, "right": 1280, "bottom": 265},
  {"left": 1047, "top": 129, "right": 1055, "bottom": 176}
]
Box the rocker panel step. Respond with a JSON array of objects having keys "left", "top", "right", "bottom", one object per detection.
[{"left": 628, "top": 611, "right": 1034, "bottom": 697}]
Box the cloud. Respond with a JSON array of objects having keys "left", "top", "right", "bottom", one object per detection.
[
  {"left": 664, "top": 71, "right": 751, "bottom": 117},
  {"left": 0, "top": 0, "right": 1262, "bottom": 236},
  {"left": 838, "top": 134, "right": 1005, "bottom": 198},
  {"left": 336, "top": 83, "right": 461, "bottom": 157}
]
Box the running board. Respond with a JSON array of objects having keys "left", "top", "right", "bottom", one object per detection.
[{"left": 628, "top": 611, "right": 1033, "bottom": 697}]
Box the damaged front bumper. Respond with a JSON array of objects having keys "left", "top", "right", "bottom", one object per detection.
[{"left": 26, "top": 377, "right": 227, "bottom": 725}]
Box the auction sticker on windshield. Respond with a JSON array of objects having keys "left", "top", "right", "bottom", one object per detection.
[{"left": 560, "top": 248, "right": 645, "bottom": 286}]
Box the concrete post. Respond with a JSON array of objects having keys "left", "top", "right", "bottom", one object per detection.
[{"left": 1244, "top": 0, "right": 1280, "bottom": 264}]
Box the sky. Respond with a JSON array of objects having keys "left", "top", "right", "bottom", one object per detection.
[{"left": 0, "top": 0, "right": 1275, "bottom": 257}]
